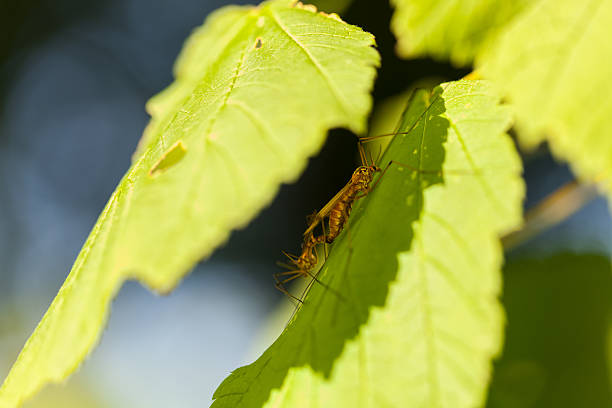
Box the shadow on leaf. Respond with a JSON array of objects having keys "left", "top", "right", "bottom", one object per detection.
[{"left": 212, "top": 87, "right": 450, "bottom": 407}]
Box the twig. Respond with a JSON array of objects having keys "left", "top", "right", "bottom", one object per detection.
[{"left": 502, "top": 180, "right": 600, "bottom": 250}]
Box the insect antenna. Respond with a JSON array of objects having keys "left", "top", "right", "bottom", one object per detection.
[
  {"left": 375, "top": 144, "right": 383, "bottom": 166},
  {"left": 357, "top": 140, "right": 368, "bottom": 166},
  {"left": 367, "top": 144, "right": 375, "bottom": 167}
]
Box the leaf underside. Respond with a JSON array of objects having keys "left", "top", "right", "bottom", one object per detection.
[
  {"left": 212, "top": 80, "right": 524, "bottom": 408},
  {"left": 478, "top": 0, "right": 612, "bottom": 207},
  {"left": 390, "top": 0, "right": 531, "bottom": 66},
  {"left": 390, "top": 0, "right": 612, "bottom": 209},
  {"left": 0, "top": 1, "right": 379, "bottom": 406}
]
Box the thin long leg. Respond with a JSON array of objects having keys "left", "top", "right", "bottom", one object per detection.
[
  {"left": 303, "top": 268, "right": 345, "bottom": 302},
  {"left": 298, "top": 273, "right": 317, "bottom": 304},
  {"left": 274, "top": 271, "right": 306, "bottom": 303},
  {"left": 285, "top": 277, "right": 314, "bottom": 326},
  {"left": 357, "top": 140, "right": 382, "bottom": 168},
  {"left": 366, "top": 138, "right": 478, "bottom": 178},
  {"left": 342, "top": 207, "right": 352, "bottom": 249},
  {"left": 354, "top": 189, "right": 370, "bottom": 200},
  {"left": 281, "top": 250, "right": 299, "bottom": 262},
  {"left": 313, "top": 219, "right": 329, "bottom": 259},
  {"left": 276, "top": 261, "right": 297, "bottom": 270},
  {"left": 322, "top": 220, "right": 329, "bottom": 259},
  {"left": 367, "top": 159, "right": 474, "bottom": 203},
  {"left": 361, "top": 131, "right": 480, "bottom": 175},
  {"left": 369, "top": 160, "right": 394, "bottom": 192},
  {"left": 387, "top": 159, "right": 476, "bottom": 176},
  {"left": 375, "top": 144, "right": 383, "bottom": 164},
  {"left": 359, "top": 130, "right": 416, "bottom": 142},
  {"left": 275, "top": 269, "right": 307, "bottom": 277}
]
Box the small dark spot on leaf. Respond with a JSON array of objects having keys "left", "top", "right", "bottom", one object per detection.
[
  {"left": 255, "top": 38, "right": 263, "bottom": 49},
  {"left": 148, "top": 140, "right": 187, "bottom": 177}
]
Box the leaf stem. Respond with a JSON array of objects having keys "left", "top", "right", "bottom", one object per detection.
[{"left": 502, "top": 179, "right": 599, "bottom": 250}]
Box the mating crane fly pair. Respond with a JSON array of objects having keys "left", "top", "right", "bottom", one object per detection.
[{"left": 274, "top": 131, "right": 420, "bottom": 302}]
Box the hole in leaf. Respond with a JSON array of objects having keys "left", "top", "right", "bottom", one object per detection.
[
  {"left": 148, "top": 140, "right": 187, "bottom": 177},
  {"left": 255, "top": 38, "right": 263, "bottom": 49}
]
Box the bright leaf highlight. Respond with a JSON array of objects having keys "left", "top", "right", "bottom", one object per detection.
[
  {"left": 390, "top": 0, "right": 530, "bottom": 66},
  {"left": 0, "top": 1, "right": 379, "bottom": 406},
  {"left": 478, "top": 0, "right": 612, "bottom": 206}
]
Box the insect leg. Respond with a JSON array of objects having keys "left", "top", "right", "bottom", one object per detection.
[
  {"left": 322, "top": 219, "right": 329, "bottom": 259},
  {"left": 303, "top": 268, "right": 345, "bottom": 302},
  {"left": 274, "top": 270, "right": 307, "bottom": 303},
  {"left": 281, "top": 250, "right": 300, "bottom": 263}
]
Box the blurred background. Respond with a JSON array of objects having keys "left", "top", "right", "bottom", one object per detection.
[{"left": 0, "top": 0, "right": 610, "bottom": 407}]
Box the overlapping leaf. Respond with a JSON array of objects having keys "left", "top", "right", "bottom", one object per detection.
[
  {"left": 212, "top": 80, "right": 524, "bottom": 407},
  {"left": 488, "top": 253, "right": 612, "bottom": 407},
  {"left": 390, "top": 0, "right": 530, "bottom": 65},
  {"left": 478, "top": 0, "right": 612, "bottom": 205},
  {"left": 0, "top": 1, "right": 379, "bottom": 406}
]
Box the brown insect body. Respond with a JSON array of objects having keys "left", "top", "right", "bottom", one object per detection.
[
  {"left": 276, "top": 128, "right": 459, "bottom": 301},
  {"left": 274, "top": 232, "right": 326, "bottom": 302},
  {"left": 304, "top": 163, "right": 380, "bottom": 244},
  {"left": 275, "top": 142, "right": 382, "bottom": 301},
  {"left": 293, "top": 232, "right": 325, "bottom": 271},
  {"left": 325, "top": 165, "right": 379, "bottom": 242}
]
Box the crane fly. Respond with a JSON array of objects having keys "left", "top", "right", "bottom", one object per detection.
[
  {"left": 274, "top": 138, "right": 385, "bottom": 302},
  {"left": 302, "top": 141, "right": 381, "bottom": 245},
  {"left": 274, "top": 231, "right": 322, "bottom": 302},
  {"left": 275, "top": 129, "right": 460, "bottom": 302},
  {"left": 275, "top": 230, "right": 345, "bottom": 303},
  {"left": 301, "top": 134, "right": 428, "bottom": 244}
]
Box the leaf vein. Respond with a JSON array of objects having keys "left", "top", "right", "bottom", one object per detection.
[
  {"left": 415, "top": 110, "right": 442, "bottom": 407},
  {"left": 448, "top": 121, "right": 507, "bottom": 217},
  {"left": 423, "top": 254, "right": 488, "bottom": 319},
  {"left": 423, "top": 211, "right": 483, "bottom": 273},
  {"left": 226, "top": 98, "right": 287, "bottom": 164},
  {"left": 268, "top": 9, "right": 350, "bottom": 116}
]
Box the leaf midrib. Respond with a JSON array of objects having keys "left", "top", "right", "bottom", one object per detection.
[{"left": 268, "top": 7, "right": 351, "bottom": 117}]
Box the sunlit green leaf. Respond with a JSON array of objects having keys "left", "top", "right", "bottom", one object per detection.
[
  {"left": 0, "top": 1, "right": 379, "bottom": 406},
  {"left": 212, "top": 80, "right": 524, "bottom": 407},
  {"left": 478, "top": 0, "right": 612, "bottom": 204},
  {"left": 488, "top": 253, "right": 612, "bottom": 408},
  {"left": 390, "top": 0, "right": 530, "bottom": 65}
]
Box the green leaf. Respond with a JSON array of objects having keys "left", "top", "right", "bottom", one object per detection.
[
  {"left": 390, "top": 0, "right": 530, "bottom": 66},
  {"left": 212, "top": 80, "right": 524, "bottom": 408},
  {"left": 0, "top": 1, "right": 379, "bottom": 406},
  {"left": 367, "top": 78, "right": 448, "bottom": 154},
  {"left": 478, "top": 0, "right": 612, "bottom": 204},
  {"left": 309, "top": 0, "right": 354, "bottom": 14},
  {"left": 488, "top": 253, "right": 612, "bottom": 408}
]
